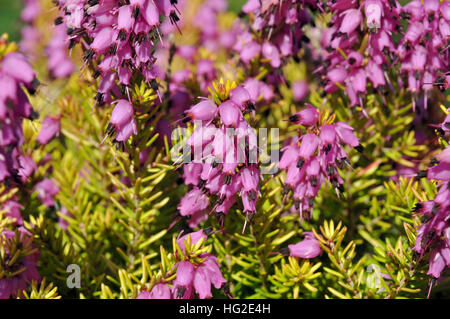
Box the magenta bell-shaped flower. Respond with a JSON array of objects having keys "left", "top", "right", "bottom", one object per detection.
[
  {"left": 287, "top": 232, "right": 321, "bottom": 259},
  {"left": 177, "top": 188, "right": 209, "bottom": 217},
  {"left": 185, "top": 99, "right": 217, "bottom": 122},
  {"left": 289, "top": 105, "right": 319, "bottom": 126},
  {"left": 34, "top": 178, "right": 59, "bottom": 207},
  {"left": 240, "top": 41, "right": 261, "bottom": 64},
  {"left": 176, "top": 261, "right": 195, "bottom": 287},
  {"left": 137, "top": 283, "right": 172, "bottom": 299},
  {"left": 299, "top": 134, "right": 319, "bottom": 158},
  {"left": 1, "top": 52, "right": 36, "bottom": 84},
  {"left": 218, "top": 100, "right": 241, "bottom": 127},
  {"left": 339, "top": 9, "right": 362, "bottom": 34},
  {"left": 364, "top": 0, "right": 383, "bottom": 32},
  {"left": 229, "top": 85, "right": 254, "bottom": 110},
  {"left": 37, "top": 116, "right": 60, "bottom": 145},
  {"left": 291, "top": 81, "right": 309, "bottom": 102},
  {"left": 262, "top": 42, "right": 281, "bottom": 68},
  {"left": 108, "top": 100, "right": 137, "bottom": 142}
]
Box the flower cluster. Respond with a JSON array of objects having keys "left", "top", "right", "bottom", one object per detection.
[
  {"left": 46, "top": 24, "right": 75, "bottom": 79},
  {"left": 54, "top": 0, "right": 182, "bottom": 120},
  {"left": 279, "top": 105, "right": 361, "bottom": 218},
  {"left": 397, "top": 0, "right": 449, "bottom": 108},
  {"left": 177, "top": 82, "right": 261, "bottom": 228},
  {"left": 137, "top": 230, "right": 226, "bottom": 299},
  {"left": 0, "top": 47, "right": 38, "bottom": 186},
  {"left": 318, "top": 0, "right": 450, "bottom": 109},
  {"left": 192, "top": 0, "right": 233, "bottom": 52},
  {"left": 20, "top": 0, "right": 41, "bottom": 58},
  {"left": 235, "top": 0, "right": 318, "bottom": 68},
  {"left": 319, "top": 0, "right": 401, "bottom": 107},
  {"left": 413, "top": 112, "right": 450, "bottom": 282},
  {"left": 0, "top": 227, "right": 40, "bottom": 299}
]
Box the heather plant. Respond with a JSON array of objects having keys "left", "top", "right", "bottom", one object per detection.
[{"left": 0, "top": 0, "right": 449, "bottom": 300}]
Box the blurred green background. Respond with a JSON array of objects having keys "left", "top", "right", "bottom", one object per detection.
[
  {"left": 0, "top": 0, "right": 24, "bottom": 41},
  {"left": 0, "top": 0, "right": 246, "bottom": 42}
]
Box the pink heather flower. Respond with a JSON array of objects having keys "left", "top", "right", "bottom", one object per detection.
[
  {"left": 173, "top": 256, "right": 225, "bottom": 299},
  {"left": 279, "top": 145, "right": 300, "bottom": 171},
  {"left": 413, "top": 119, "right": 450, "bottom": 284},
  {"left": 17, "top": 155, "right": 36, "bottom": 184},
  {"left": 54, "top": 0, "right": 182, "bottom": 142},
  {"left": 335, "top": 122, "right": 360, "bottom": 148},
  {"left": 193, "top": 264, "right": 213, "bottom": 299},
  {"left": 237, "top": 0, "right": 318, "bottom": 68},
  {"left": 177, "top": 188, "right": 209, "bottom": 217},
  {"left": 185, "top": 99, "right": 217, "bottom": 122},
  {"left": 395, "top": 0, "right": 449, "bottom": 106},
  {"left": 37, "top": 116, "right": 61, "bottom": 145},
  {"left": 0, "top": 228, "right": 40, "bottom": 299},
  {"left": 107, "top": 100, "right": 137, "bottom": 143},
  {"left": 20, "top": 26, "right": 40, "bottom": 59},
  {"left": 287, "top": 232, "right": 322, "bottom": 259},
  {"left": 172, "top": 231, "right": 226, "bottom": 299},
  {"left": 21, "top": 0, "right": 40, "bottom": 23},
  {"left": 262, "top": 42, "right": 281, "bottom": 68},
  {"left": 289, "top": 105, "right": 319, "bottom": 126},
  {"left": 178, "top": 90, "right": 260, "bottom": 227},
  {"left": 182, "top": 163, "right": 203, "bottom": 186},
  {"left": 2, "top": 200, "right": 24, "bottom": 225},
  {"left": 34, "top": 178, "right": 59, "bottom": 207},
  {"left": 299, "top": 134, "right": 319, "bottom": 159},
  {"left": 0, "top": 50, "right": 38, "bottom": 184},
  {"left": 230, "top": 85, "right": 254, "bottom": 111},
  {"left": 291, "top": 81, "right": 309, "bottom": 102},
  {"left": 46, "top": 24, "right": 74, "bottom": 79},
  {"left": 176, "top": 261, "right": 195, "bottom": 287},
  {"left": 137, "top": 283, "right": 172, "bottom": 299},
  {"left": 243, "top": 78, "right": 274, "bottom": 102},
  {"left": 218, "top": 100, "right": 241, "bottom": 127},
  {"left": 364, "top": 0, "right": 383, "bottom": 32},
  {"left": 240, "top": 41, "right": 261, "bottom": 64},
  {"left": 339, "top": 9, "right": 362, "bottom": 34},
  {"left": 281, "top": 106, "right": 360, "bottom": 217},
  {"left": 318, "top": 0, "right": 402, "bottom": 105},
  {"left": 1, "top": 52, "right": 36, "bottom": 84},
  {"left": 427, "top": 246, "right": 450, "bottom": 279}
]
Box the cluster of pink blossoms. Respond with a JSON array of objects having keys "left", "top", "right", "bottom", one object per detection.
[
  {"left": 0, "top": 50, "right": 38, "bottom": 187},
  {"left": 0, "top": 45, "right": 63, "bottom": 299},
  {"left": 235, "top": 0, "right": 318, "bottom": 68},
  {"left": 54, "top": 0, "right": 181, "bottom": 120},
  {"left": 20, "top": 0, "right": 74, "bottom": 79},
  {"left": 46, "top": 24, "right": 75, "bottom": 79},
  {"left": 192, "top": 0, "right": 234, "bottom": 53},
  {"left": 177, "top": 85, "right": 261, "bottom": 228},
  {"left": 319, "top": 0, "right": 401, "bottom": 107},
  {"left": 20, "top": 0, "right": 41, "bottom": 58},
  {"left": 398, "top": 0, "right": 449, "bottom": 108},
  {"left": 279, "top": 105, "right": 361, "bottom": 218},
  {"left": 318, "top": 0, "right": 449, "bottom": 109},
  {"left": 413, "top": 110, "right": 450, "bottom": 283},
  {"left": 0, "top": 228, "right": 40, "bottom": 299},
  {"left": 137, "top": 230, "right": 226, "bottom": 299}
]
